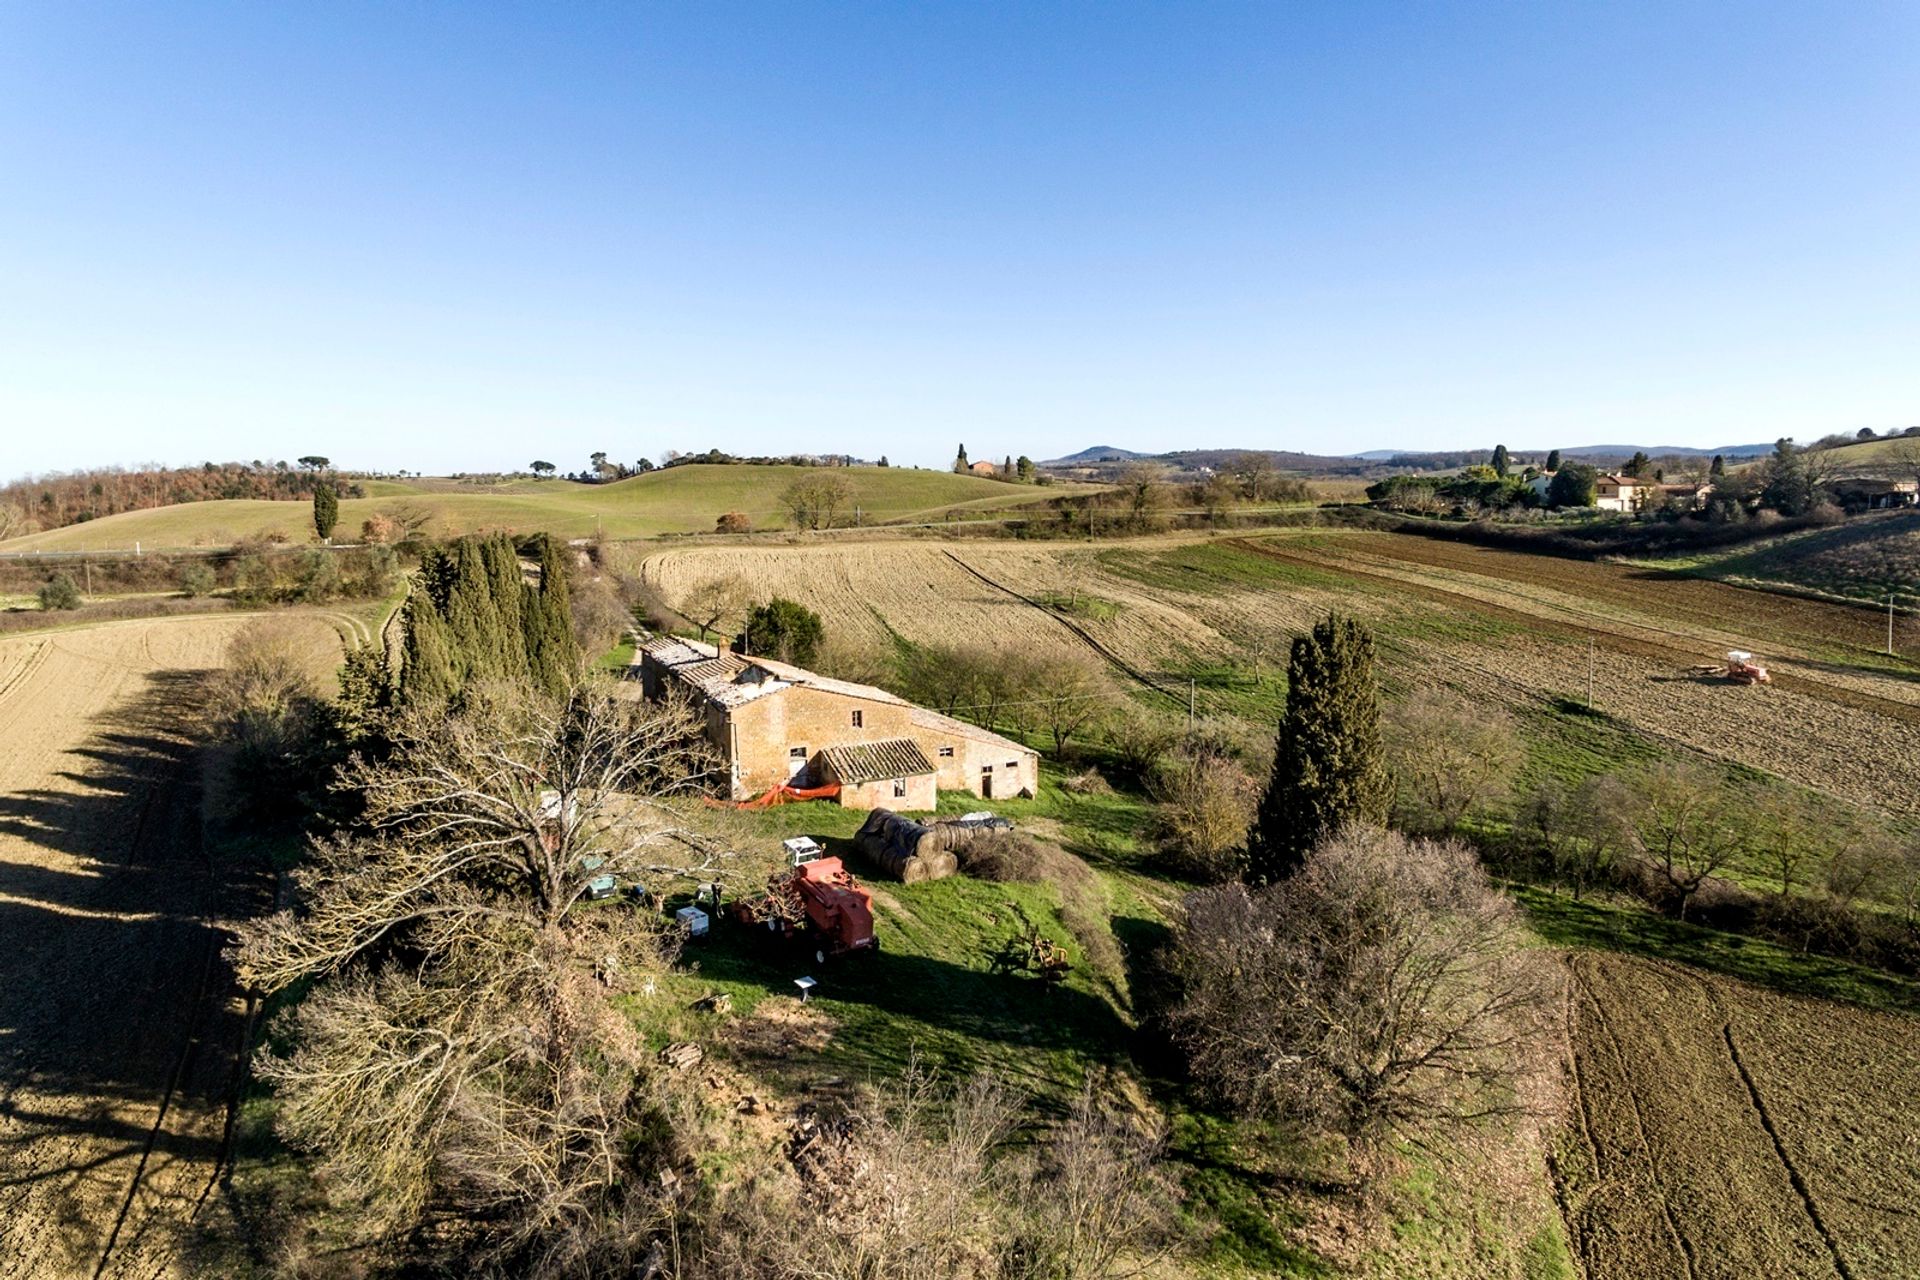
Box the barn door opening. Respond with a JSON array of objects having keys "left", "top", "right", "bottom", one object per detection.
[
  {"left": 789, "top": 746, "right": 808, "bottom": 779},
  {"left": 981, "top": 763, "right": 994, "bottom": 799}
]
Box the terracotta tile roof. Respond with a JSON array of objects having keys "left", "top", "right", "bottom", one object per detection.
[
  {"left": 908, "top": 706, "right": 1036, "bottom": 757},
  {"left": 818, "top": 738, "right": 935, "bottom": 784}
]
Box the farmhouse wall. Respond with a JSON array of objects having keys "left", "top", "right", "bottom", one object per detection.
[
  {"left": 833, "top": 773, "right": 937, "bottom": 812},
  {"left": 725, "top": 686, "right": 916, "bottom": 795}
]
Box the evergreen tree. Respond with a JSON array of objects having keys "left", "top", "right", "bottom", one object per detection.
[
  {"left": 399, "top": 595, "right": 458, "bottom": 707},
  {"left": 1545, "top": 448, "right": 1562, "bottom": 472},
  {"left": 312, "top": 484, "right": 339, "bottom": 541},
  {"left": 441, "top": 538, "right": 501, "bottom": 683},
  {"left": 736, "top": 597, "right": 825, "bottom": 667},
  {"left": 526, "top": 534, "right": 580, "bottom": 694},
  {"left": 333, "top": 644, "right": 393, "bottom": 747},
  {"left": 953, "top": 443, "right": 970, "bottom": 474},
  {"left": 1003, "top": 454, "right": 1014, "bottom": 478},
  {"left": 1016, "top": 455, "right": 1036, "bottom": 483},
  {"left": 1710, "top": 454, "right": 1726, "bottom": 477},
  {"left": 1490, "top": 444, "right": 1510, "bottom": 478},
  {"left": 482, "top": 533, "right": 529, "bottom": 675},
  {"left": 1547, "top": 463, "right": 1598, "bottom": 508},
  {"left": 1246, "top": 615, "right": 1390, "bottom": 883},
  {"left": 1624, "top": 450, "right": 1652, "bottom": 478}
]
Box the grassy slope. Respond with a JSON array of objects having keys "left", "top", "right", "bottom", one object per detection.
[{"left": 0, "top": 465, "right": 1078, "bottom": 552}]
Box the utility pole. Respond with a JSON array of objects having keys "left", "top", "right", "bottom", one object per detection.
[
  {"left": 1890, "top": 591, "right": 1898, "bottom": 657},
  {"left": 1587, "top": 637, "right": 1596, "bottom": 709}
]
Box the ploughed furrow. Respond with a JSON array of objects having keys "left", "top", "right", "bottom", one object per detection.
[{"left": 1558, "top": 953, "right": 1918, "bottom": 1279}]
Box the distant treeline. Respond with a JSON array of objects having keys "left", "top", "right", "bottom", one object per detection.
[{"left": 0, "top": 461, "right": 364, "bottom": 535}]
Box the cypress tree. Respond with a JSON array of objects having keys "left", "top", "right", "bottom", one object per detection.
[
  {"left": 441, "top": 538, "right": 499, "bottom": 682},
  {"left": 1490, "top": 444, "right": 1510, "bottom": 478},
  {"left": 1545, "top": 448, "right": 1562, "bottom": 472},
  {"left": 312, "top": 484, "right": 339, "bottom": 541},
  {"left": 1246, "top": 614, "right": 1390, "bottom": 884},
  {"left": 1710, "top": 454, "right": 1726, "bottom": 477},
  {"left": 529, "top": 534, "right": 580, "bottom": 691},
  {"left": 482, "top": 533, "right": 529, "bottom": 675},
  {"left": 399, "top": 594, "right": 458, "bottom": 707}
]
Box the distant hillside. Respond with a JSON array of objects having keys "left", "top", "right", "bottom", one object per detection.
[
  {"left": 1044, "top": 445, "right": 1149, "bottom": 465},
  {"left": 0, "top": 464, "right": 1085, "bottom": 552},
  {"left": 1044, "top": 440, "right": 1778, "bottom": 478}
]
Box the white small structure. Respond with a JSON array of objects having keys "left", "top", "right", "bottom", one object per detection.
[
  {"left": 675, "top": 906, "right": 710, "bottom": 938},
  {"left": 794, "top": 976, "right": 818, "bottom": 1003},
  {"left": 783, "top": 836, "right": 824, "bottom": 867}
]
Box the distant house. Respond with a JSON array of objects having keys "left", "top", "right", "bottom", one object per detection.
[
  {"left": 1592, "top": 475, "right": 1712, "bottom": 513},
  {"left": 968, "top": 459, "right": 998, "bottom": 477},
  {"left": 632, "top": 638, "right": 1038, "bottom": 810},
  {"left": 1593, "top": 474, "right": 1649, "bottom": 513},
  {"left": 1830, "top": 478, "right": 1920, "bottom": 511}
]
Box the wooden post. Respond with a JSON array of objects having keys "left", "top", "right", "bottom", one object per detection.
[{"left": 1587, "top": 637, "right": 1595, "bottom": 709}]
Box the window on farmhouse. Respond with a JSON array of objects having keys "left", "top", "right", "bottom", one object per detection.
[
  {"left": 851, "top": 710, "right": 863, "bottom": 728},
  {"left": 893, "top": 778, "right": 907, "bottom": 797},
  {"left": 938, "top": 746, "right": 954, "bottom": 758}
]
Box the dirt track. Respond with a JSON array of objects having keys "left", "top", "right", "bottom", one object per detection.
[
  {"left": 0, "top": 615, "right": 334, "bottom": 1279},
  {"left": 1556, "top": 952, "right": 1920, "bottom": 1279}
]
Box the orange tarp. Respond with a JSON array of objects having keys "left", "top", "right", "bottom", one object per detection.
[{"left": 706, "top": 782, "right": 842, "bottom": 809}]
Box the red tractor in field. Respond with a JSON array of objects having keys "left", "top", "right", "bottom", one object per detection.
[{"left": 730, "top": 856, "right": 878, "bottom": 965}]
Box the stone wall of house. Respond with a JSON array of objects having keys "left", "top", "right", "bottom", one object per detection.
[
  {"left": 833, "top": 772, "right": 937, "bottom": 812},
  {"left": 724, "top": 687, "right": 918, "bottom": 795}
]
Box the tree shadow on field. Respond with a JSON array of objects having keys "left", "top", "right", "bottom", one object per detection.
[{"left": 0, "top": 667, "right": 260, "bottom": 1272}]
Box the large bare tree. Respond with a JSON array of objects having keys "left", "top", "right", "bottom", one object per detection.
[
  {"left": 1166, "top": 826, "right": 1556, "bottom": 1154},
  {"left": 1386, "top": 688, "right": 1524, "bottom": 834},
  {"left": 240, "top": 682, "right": 728, "bottom": 1274}
]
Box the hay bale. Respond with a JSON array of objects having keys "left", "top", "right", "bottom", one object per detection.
[{"left": 853, "top": 808, "right": 959, "bottom": 882}]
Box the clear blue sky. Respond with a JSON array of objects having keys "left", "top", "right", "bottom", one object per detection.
[{"left": 1, "top": 2, "right": 1914, "bottom": 477}]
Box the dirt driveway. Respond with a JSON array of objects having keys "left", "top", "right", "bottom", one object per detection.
[{"left": 0, "top": 616, "right": 330, "bottom": 1279}]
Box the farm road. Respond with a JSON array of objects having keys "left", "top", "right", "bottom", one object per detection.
[{"left": 0, "top": 616, "right": 331, "bottom": 1278}]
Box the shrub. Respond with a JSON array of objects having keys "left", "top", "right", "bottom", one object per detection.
[
  {"left": 715, "top": 511, "right": 752, "bottom": 534},
  {"left": 736, "top": 596, "right": 824, "bottom": 667},
  {"left": 36, "top": 573, "right": 81, "bottom": 610},
  {"left": 178, "top": 562, "right": 217, "bottom": 598}
]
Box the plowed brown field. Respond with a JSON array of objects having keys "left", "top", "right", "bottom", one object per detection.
[
  {"left": 643, "top": 530, "right": 1920, "bottom": 813},
  {"left": 1557, "top": 952, "right": 1920, "bottom": 1279},
  {"left": 0, "top": 614, "right": 337, "bottom": 1279}
]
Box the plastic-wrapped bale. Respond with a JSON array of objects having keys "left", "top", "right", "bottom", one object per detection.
[{"left": 853, "top": 808, "right": 959, "bottom": 883}]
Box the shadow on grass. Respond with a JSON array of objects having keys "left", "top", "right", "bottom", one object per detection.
[
  {"left": 688, "top": 920, "right": 1133, "bottom": 1091},
  {"left": 1515, "top": 885, "right": 1920, "bottom": 1015}
]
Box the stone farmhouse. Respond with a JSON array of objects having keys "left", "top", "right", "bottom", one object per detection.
[
  {"left": 632, "top": 637, "right": 1039, "bottom": 811},
  {"left": 1593, "top": 474, "right": 1713, "bottom": 513}
]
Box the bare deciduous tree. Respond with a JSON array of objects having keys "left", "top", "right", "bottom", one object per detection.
[
  {"left": 1621, "top": 762, "right": 1748, "bottom": 920},
  {"left": 240, "top": 682, "right": 726, "bottom": 1274},
  {"left": 678, "top": 574, "right": 753, "bottom": 644},
  {"left": 1147, "top": 733, "right": 1258, "bottom": 880},
  {"left": 1166, "top": 826, "right": 1557, "bottom": 1153},
  {"left": 1008, "top": 651, "right": 1111, "bottom": 755},
  {"left": 1385, "top": 688, "right": 1524, "bottom": 833},
  {"left": 779, "top": 472, "right": 855, "bottom": 530}
]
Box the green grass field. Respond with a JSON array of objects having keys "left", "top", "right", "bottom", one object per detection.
[{"left": 0, "top": 464, "right": 1086, "bottom": 552}]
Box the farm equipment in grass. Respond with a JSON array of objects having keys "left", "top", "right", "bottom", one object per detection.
[
  {"left": 1687, "top": 650, "right": 1772, "bottom": 685},
  {"left": 986, "top": 903, "right": 1072, "bottom": 987},
  {"left": 730, "top": 856, "right": 878, "bottom": 965}
]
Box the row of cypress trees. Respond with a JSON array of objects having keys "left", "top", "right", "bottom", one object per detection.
[{"left": 399, "top": 532, "right": 580, "bottom": 706}]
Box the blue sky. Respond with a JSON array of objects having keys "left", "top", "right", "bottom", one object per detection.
[{"left": 1, "top": 2, "right": 1915, "bottom": 476}]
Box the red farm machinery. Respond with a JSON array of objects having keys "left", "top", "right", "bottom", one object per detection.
[{"left": 730, "top": 855, "right": 878, "bottom": 965}]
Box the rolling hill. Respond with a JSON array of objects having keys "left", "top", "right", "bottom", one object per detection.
[{"left": 0, "top": 465, "right": 1080, "bottom": 552}]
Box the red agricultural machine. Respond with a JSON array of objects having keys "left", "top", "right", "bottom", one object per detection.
[
  {"left": 731, "top": 856, "right": 878, "bottom": 965},
  {"left": 1688, "top": 650, "right": 1772, "bottom": 685}
]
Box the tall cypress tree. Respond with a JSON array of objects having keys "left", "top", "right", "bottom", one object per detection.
[
  {"left": 1490, "top": 444, "right": 1510, "bottom": 477},
  {"left": 528, "top": 534, "right": 580, "bottom": 693},
  {"left": 482, "top": 533, "right": 529, "bottom": 675},
  {"left": 1246, "top": 614, "right": 1390, "bottom": 884},
  {"left": 399, "top": 594, "right": 458, "bottom": 707},
  {"left": 312, "top": 484, "right": 339, "bottom": 542},
  {"left": 441, "top": 538, "right": 499, "bottom": 682}
]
